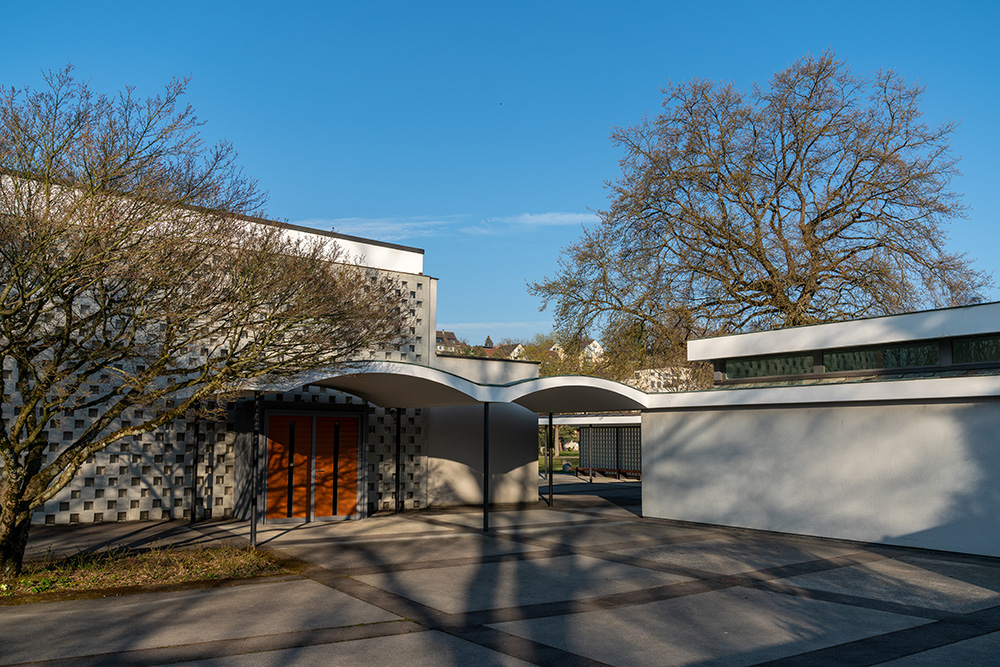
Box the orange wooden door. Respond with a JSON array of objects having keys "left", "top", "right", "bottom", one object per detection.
[
  {"left": 265, "top": 415, "right": 312, "bottom": 519},
  {"left": 267, "top": 414, "right": 358, "bottom": 520},
  {"left": 314, "top": 417, "right": 359, "bottom": 517}
]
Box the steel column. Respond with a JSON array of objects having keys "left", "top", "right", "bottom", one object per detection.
[
  {"left": 548, "top": 412, "right": 554, "bottom": 506},
  {"left": 394, "top": 408, "right": 403, "bottom": 513},
  {"left": 483, "top": 402, "right": 490, "bottom": 531},
  {"left": 250, "top": 392, "right": 260, "bottom": 547}
]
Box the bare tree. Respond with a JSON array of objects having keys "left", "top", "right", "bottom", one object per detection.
[
  {"left": 0, "top": 69, "right": 409, "bottom": 574},
  {"left": 531, "top": 51, "right": 990, "bottom": 366}
]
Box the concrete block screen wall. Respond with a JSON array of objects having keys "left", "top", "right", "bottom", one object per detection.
[{"left": 5, "top": 220, "right": 507, "bottom": 528}]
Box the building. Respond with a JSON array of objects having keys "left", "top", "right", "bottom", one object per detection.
[
  {"left": 627, "top": 367, "right": 698, "bottom": 392},
  {"left": 641, "top": 302, "right": 1000, "bottom": 558},
  {"left": 13, "top": 219, "right": 542, "bottom": 527},
  {"left": 481, "top": 342, "right": 525, "bottom": 360},
  {"left": 435, "top": 330, "right": 463, "bottom": 354},
  {"left": 547, "top": 338, "right": 603, "bottom": 363},
  {"left": 13, "top": 213, "right": 1000, "bottom": 561}
]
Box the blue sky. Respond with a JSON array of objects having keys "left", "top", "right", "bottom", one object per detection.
[{"left": 4, "top": 1, "right": 998, "bottom": 342}]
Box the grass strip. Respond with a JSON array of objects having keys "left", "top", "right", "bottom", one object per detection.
[{"left": 1, "top": 545, "right": 290, "bottom": 599}]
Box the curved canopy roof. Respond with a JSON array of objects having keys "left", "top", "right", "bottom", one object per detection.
[
  {"left": 505, "top": 376, "right": 648, "bottom": 412},
  {"left": 245, "top": 358, "right": 1000, "bottom": 413},
  {"left": 252, "top": 362, "right": 648, "bottom": 412},
  {"left": 310, "top": 365, "right": 487, "bottom": 408}
]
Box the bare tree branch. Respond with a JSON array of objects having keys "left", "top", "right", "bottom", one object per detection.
[
  {"left": 531, "top": 50, "right": 990, "bottom": 374},
  {"left": 0, "top": 68, "right": 410, "bottom": 574}
]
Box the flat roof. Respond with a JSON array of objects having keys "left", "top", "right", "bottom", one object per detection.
[
  {"left": 244, "top": 216, "right": 425, "bottom": 275},
  {"left": 688, "top": 302, "right": 1000, "bottom": 361},
  {"left": 247, "top": 216, "right": 424, "bottom": 255},
  {"left": 247, "top": 360, "right": 1000, "bottom": 412}
]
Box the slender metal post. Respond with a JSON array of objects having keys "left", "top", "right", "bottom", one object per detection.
[
  {"left": 189, "top": 403, "right": 201, "bottom": 524},
  {"left": 394, "top": 408, "right": 403, "bottom": 513},
  {"left": 547, "top": 412, "right": 554, "bottom": 507},
  {"left": 589, "top": 427, "right": 594, "bottom": 483},
  {"left": 483, "top": 402, "right": 490, "bottom": 532},
  {"left": 615, "top": 426, "right": 621, "bottom": 479},
  {"left": 250, "top": 392, "right": 260, "bottom": 547}
]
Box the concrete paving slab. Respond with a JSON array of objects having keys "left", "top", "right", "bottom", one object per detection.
[
  {"left": 877, "top": 630, "right": 1000, "bottom": 666},
  {"left": 0, "top": 579, "right": 399, "bottom": 664},
  {"left": 783, "top": 556, "right": 1000, "bottom": 612},
  {"left": 354, "top": 553, "right": 693, "bottom": 613},
  {"left": 275, "top": 532, "right": 546, "bottom": 571},
  {"left": 17, "top": 497, "right": 1000, "bottom": 667},
  {"left": 428, "top": 509, "right": 603, "bottom": 529},
  {"left": 489, "top": 586, "right": 932, "bottom": 667},
  {"left": 499, "top": 520, "right": 716, "bottom": 549},
  {"left": 559, "top": 504, "right": 643, "bottom": 519},
  {"left": 610, "top": 535, "right": 860, "bottom": 575},
  {"left": 219, "top": 515, "right": 457, "bottom": 545},
  {"left": 177, "top": 630, "right": 537, "bottom": 667}
]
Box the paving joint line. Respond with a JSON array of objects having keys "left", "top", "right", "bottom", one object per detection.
[
  {"left": 331, "top": 547, "right": 578, "bottom": 576},
  {"left": 749, "top": 604, "right": 1000, "bottom": 667},
  {"left": 745, "top": 579, "right": 955, "bottom": 621},
  {"left": 1, "top": 619, "right": 425, "bottom": 667},
  {"left": 299, "top": 561, "right": 628, "bottom": 666}
]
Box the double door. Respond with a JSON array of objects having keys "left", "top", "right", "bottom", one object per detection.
[{"left": 265, "top": 414, "right": 359, "bottom": 520}]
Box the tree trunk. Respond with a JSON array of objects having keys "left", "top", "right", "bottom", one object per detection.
[
  {"left": 0, "top": 512, "right": 32, "bottom": 578},
  {"left": 0, "top": 469, "right": 36, "bottom": 577}
]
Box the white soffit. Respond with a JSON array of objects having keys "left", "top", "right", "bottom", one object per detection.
[
  {"left": 244, "top": 362, "right": 486, "bottom": 407},
  {"left": 688, "top": 302, "right": 1000, "bottom": 361},
  {"left": 506, "top": 376, "right": 649, "bottom": 413}
]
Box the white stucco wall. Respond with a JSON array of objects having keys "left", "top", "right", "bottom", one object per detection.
[
  {"left": 642, "top": 399, "right": 1000, "bottom": 557},
  {"left": 424, "top": 403, "right": 538, "bottom": 506},
  {"left": 431, "top": 355, "right": 539, "bottom": 385}
]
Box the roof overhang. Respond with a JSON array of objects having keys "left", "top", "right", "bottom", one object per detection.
[
  {"left": 244, "top": 362, "right": 486, "bottom": 408},
  {"left": 688, "top": 302, "right": 1000, "bottom": 361},
  {"left": 505, "top": 376, "right": 648, "bottom": 413},
  {"left": 243, "top": 363, "right": 649, "bottom": 412}
]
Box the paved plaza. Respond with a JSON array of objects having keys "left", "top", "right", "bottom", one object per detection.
[{"left": 3, "top": 477, "right": 1000, "bottom": 666}]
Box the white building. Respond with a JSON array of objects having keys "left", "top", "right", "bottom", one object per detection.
[
  {"left": 19, "top": 219, "right": 544, "bottom": 527},
  {"left": 17, "top": 214, "right": 1000, "bottom": 561},
  {"left": 641, "top": 302, "right": 1000, "bottom": 558}
]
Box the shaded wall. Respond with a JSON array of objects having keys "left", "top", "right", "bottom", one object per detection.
[
  {"left": 431, "top": 354, "right": 538, "bottom": 384},
  {"left": 424, "top": 402, "right": 538, "bottom": 506},
  {"left": 642, "top": 399, "right": 1000, "bottom": 557}
]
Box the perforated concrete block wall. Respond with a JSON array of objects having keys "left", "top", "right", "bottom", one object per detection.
[{"left": 7, "top": 272, "right": 432, "bottom": 526}]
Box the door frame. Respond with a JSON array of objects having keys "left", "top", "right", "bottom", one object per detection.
[{"left": 263, "top": 408, "right": 365, "bottom": 522}]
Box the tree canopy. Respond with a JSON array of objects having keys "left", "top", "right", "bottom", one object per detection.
[
  {"left": 531, "top": 51, "right": 990, "bottom": 359},
  {"left": 0, "top": 69, "right": 409, "bottom": 574}
]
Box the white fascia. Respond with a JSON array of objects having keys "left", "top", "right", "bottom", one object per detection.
[
  {"left": 644, "top": 374, "right": 1000, "bottom": 410},
  {"left": 277, "top": 226, "right": 424, "bottom": 275},
  {"left": 538, "top": 414, "right": 642, "bottom": 426},
  {"left": 688, "top": 302, "right": 1000, "bottom": 361}
]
